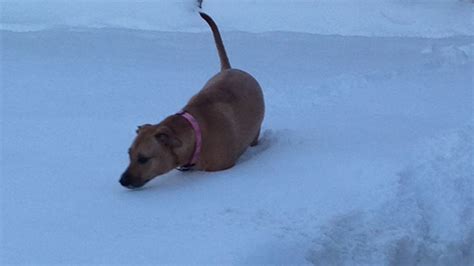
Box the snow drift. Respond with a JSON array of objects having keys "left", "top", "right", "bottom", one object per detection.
[
  {"left": 308, "top": 125, "right": 474, "bottom": 265},
  {"left": 1, "top": 0, "right": 473, "bottom": 37}
]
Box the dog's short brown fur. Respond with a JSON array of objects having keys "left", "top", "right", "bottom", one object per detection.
[{"left": 120, "top": 12, "right": 264, "bottom": 189}]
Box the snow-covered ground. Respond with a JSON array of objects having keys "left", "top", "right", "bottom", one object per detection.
[
  {"left": 2, "top": 0, "right": 473, "bottom": 37},
  {"left": 308, "top": 125, "right": 473, "bottom": 265},
  {"left": 1, "top": 1, "right": 473, "bottom": 265}
]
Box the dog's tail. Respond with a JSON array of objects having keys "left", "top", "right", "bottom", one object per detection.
[{"left": 199, "top": 12, "right": 231, "bottom": 71}]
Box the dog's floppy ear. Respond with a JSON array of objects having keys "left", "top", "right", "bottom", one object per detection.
[{"left": 155, "top": 128, "right": 182, "bottom": 148}]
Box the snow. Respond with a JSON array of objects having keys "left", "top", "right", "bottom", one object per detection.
[
  {"left": 1, "top": 0, "right": 473, "bottom": 37},
  {"left": 1, "top": 0, "right": 473, "bottom": 265},
  {"left": 308, "top": 125, "right": 474, "bottom": 265}
]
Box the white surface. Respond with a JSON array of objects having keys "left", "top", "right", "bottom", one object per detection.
[
  {"left": 308, "top": 125, "right": 474, "bottom": 265},
  {"left": 1, "top": 0, "right": 473, "bottom": 37}
]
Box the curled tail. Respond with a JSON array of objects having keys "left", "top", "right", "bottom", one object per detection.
[{"left": 199, "top": 12, "right": 231, "bottom": 71}]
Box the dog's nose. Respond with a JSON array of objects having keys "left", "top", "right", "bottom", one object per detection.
[{"left": 119, "top": 174, "right": 131, "bottom": 187}]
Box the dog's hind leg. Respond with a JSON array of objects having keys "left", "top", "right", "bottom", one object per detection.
[{"left": 250, "top": 129, "right": 260, "bottom": 147}]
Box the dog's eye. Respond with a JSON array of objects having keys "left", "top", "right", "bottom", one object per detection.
[{"left": 137, "top": 156, "right": 150, "bottom": 164}]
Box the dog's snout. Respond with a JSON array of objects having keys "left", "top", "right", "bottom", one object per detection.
[
  {"left": 119, "top": 173, "right": 131, "bottom": 187},
  {"left": 119, "top": 173, "right": 146, "bottom": 189},
  {"left": 119, "top": 179, "right": 127, "bottom": 187}
]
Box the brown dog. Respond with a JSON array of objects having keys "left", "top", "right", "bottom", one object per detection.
[{"left": 119, "top": 12, "right": 265, "bottom": 189}]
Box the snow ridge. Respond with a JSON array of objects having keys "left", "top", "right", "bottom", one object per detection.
[
  {"left": 1, "top": 0, "right": 473, "bottom": 37},
  {"left": 308, "top": 125, "right": 474, "bottom": 265}
]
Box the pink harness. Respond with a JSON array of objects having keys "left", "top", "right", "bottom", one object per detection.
[{"left": 177, "top": 111, "right": 202, "bottom": 169}]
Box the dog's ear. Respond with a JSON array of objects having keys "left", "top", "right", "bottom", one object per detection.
[
  {"left": 136, "top": 124, "right": 152, "bottom": 134},
  {"left": 155, "top": 131, "right": 182, "bottom": 148}
]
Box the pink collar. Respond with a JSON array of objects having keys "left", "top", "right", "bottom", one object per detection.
[{"left": 177, "top": 111, "right": 202, "bottom": 167}]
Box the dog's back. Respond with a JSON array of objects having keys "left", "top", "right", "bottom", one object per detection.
[{"left": 183, "top": 13, "right": 265, "bottom": 171}]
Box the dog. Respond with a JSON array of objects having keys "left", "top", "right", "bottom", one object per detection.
[{"left": 119, "top": 12, "right": 265, "bottom": 189}]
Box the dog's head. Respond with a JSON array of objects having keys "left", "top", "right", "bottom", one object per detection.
[{"left": 119, "top": 124, "right": 182, "bottom": 189}]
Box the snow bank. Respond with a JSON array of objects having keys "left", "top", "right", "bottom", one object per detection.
[
  {"left": 1, "top": 0, "right": 473, "bottom": 37},
  {"left": 307, "top": 125, "right": 474, "bottom": 265}
]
